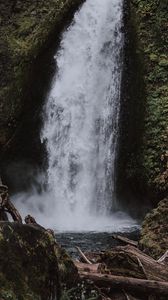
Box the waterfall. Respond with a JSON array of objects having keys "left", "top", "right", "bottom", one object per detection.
[
  {"left": 42, "top": 0, "right": 123, "bottom": 224},
  {"left": 15, "top": 0, "right": 137, "bottom": 231}
]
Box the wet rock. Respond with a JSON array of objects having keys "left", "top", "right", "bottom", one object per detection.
[
  {"left": 140, "top": 198, "right": 168, "bottom": 259},
  {"left": 54, "top": 240, "right": 78, "bottom": 288},
  {"left": 0, "top": 221, "right": 82, "bottom": 300},
  {"left": 0, "top": 222, "right": 61, "bottom": 300}
]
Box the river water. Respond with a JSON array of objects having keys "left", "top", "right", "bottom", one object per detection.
[{"left": 56, "top": 230, "right": 140, "bottom": 257}]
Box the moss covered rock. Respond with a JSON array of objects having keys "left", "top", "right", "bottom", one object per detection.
[
  {"left": 0, "top": 221, "right": 100, "bottom": 300},
  {"left": 140, "top": 198, "right": 168, "bottom": 259},
  {"left": 0, "top": 0, "right": 84, "bottom": 152},
  {"left": 0, "top": 222, "right": 61, "bottom": 299},
  {"left": 0, "top": 221, "right": 104, "bottom": 300}
]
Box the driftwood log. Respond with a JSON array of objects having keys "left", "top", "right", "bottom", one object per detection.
[
  {"left": 76, "top": 246, "right": 93, "bottom": 264},
  {"left": 75, "top": 244, "right": 168, "bottom": 299},
  {"left": 80, "top": 271, "right": 168, "bottom": 296},
  {"left": 0, "top": 182, "right": 22, "bottom": 223},
  {"left": 112, "top": 234, "right": 138, "bottom": 247},
  {"left": 98, "top": 245, "right": 168, "bottom": 281},
  {"left": 158, "top": 251, "right": 168, "bottom": 265},
  {"left": 74, "top": 261, "right": 101, "bottom": 273}
]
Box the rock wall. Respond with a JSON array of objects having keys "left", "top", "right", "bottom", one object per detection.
[
  {"left": 0, "top": 0, "right": 84, "bottom": 156},
  {"left": 118, "top": 0, "right": 168, "bottom": 206}
]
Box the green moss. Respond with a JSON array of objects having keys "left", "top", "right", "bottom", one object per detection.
[
  {"left": 140, "top": 198, "right": 168, "bottom": 258},
  {"left": 129, "top": 0, "right": 168, "bottom": 198},
  {"left": 159, "top": 58, "right": 168, "bottom": 67},
  {"left": 0, "top": 222, "right": 89, "bottom": 299},
  {"left": 53, "top": 243, "right": 78, "bottom": 286},
  {"left": 149, "top": 53, "right": 158, "bottom": 62},
  {"left": 0, "top": 222, "right": 60, "bottom": 300}
]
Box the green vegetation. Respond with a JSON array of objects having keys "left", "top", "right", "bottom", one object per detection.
[
  {"left": 129, "top": 0, "right": 168, "bottom": 198},
  {"left": 0, "top": 223, "right": 60, "bottom": 300},
  {"left": 140, "top": 198, "right": 168, "bottom": 258}
]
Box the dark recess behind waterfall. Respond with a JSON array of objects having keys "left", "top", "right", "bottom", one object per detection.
[
  {"left": 1, "top": 0, "right": 149, "bottom": 218},
  {"left": 117, "top": 0, "right": 151, "bottom": 217},
  {"left": 0, "top": 4, "right": 86, "bottom": 194},
  {"left": 1, "top": 34, "right": 57, "bottom": 193}
]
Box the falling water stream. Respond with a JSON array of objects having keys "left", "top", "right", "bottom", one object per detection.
[{"left": 15, "top": 0, "right": 138, "bottom": 234}]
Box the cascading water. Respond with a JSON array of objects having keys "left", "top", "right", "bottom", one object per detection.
[{"left": 15, "top": 0, "right": 137, "bottom": 231}]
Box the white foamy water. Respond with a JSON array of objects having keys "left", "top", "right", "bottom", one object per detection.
[
  {"left": 14, "top": 0, "right": 138, "bottom": 231},
  {"left": 14, "top": 191, "right": 138, "bottom": 231}
]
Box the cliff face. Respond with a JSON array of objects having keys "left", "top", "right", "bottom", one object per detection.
[
  {"left": 119, "top": 0, "right": 168, "bottom": 205},
  {"left": 0, "top": 0, "right": 84, "bottom": 155}
]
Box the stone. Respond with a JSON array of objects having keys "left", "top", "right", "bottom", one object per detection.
[
  {"left": 139, "top": 198, "right": 168, "bottom": 259},
  {"left": 0, "top": 221, "right": 81, "bottom": 300},
  {"left": 0, "top": 222, "right": 60, "bottom": 300}
]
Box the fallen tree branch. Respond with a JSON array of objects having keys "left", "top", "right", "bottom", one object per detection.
[
  {"left": 79, "top": 271, "right": 168, "bottom": 296},
  {"left": 157, "top": 250, "right": 168, "bottom": 265},
  {"left": 0, "top": 182, "right": 22, "bottom": 223},
  {"left": 6, "top": 197, "right": 22, "bottom": 223},
  {"left": 112, "top": 235, "right": 138, "bottom": 247},
  {"left": 137, "top": 257, "right": 148, "bottom": 279},
  {"left": 75, "top": 246, "right": 92, "bottom": 264}
]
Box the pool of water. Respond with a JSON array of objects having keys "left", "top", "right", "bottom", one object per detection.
[{"left": 56, "top": 228, "right": 140, "bottom": 258}]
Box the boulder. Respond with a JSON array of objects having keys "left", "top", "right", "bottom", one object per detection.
[
  {"left": 140, "top": 198, "right": 168, "bottom": 259},
  {"left": 0, "top": 222, "right": 61, "bottom": 300},
  {"left": 0, "top": 218, "right": 102, "bottom": 300}
]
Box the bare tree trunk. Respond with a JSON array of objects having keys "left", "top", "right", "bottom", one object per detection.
[
  {"left": 6, "top": 196, "right": 22, "bottom": 223},
  {"left": 0, "top": 179, "right": 22, "bottom": 223},
  {"left": 79, "top": 271, "right": 168, "bottom": 296}
]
